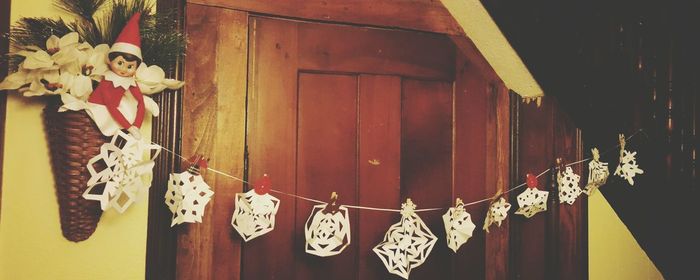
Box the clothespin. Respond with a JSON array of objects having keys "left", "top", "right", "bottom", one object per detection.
[
  {"left": 556, "top": 158, "right": 566, "bottom": 172},
  {"left": 618, "top": 133, "right": 626, "bottom": 159},
  {"left": 253, "top": 174, "right": 272, "bottom": 195},
  {"left": 454, "top": 197, "right": 465, "bottom": 214},
  {"left": 185, "top": 154, "right": 208, "bottom": 176},
  {"left": 323, "top": 192, "right": 341, "bottom": 214},
  {"left": 526, "top": 173, "right": 538, "bottom": 189},
  {"left": 591, "top": 148, "right": 601, "bottom": 162}
]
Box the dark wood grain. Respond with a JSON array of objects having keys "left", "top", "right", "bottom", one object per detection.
[
  {"left": 485, "top": 81, "right": 511, "bottom": 280},
  {"left": 400, "top": 79, "right": 453, "bottom": 279},
  {"left": 146, "top": 0, "right": 185, "bottom": 279},
  {"left": 512, "top": 97, "right": 553, "bottom": 280},
  {"left": 298, "top": 22, "right": 456, "bottom": 80},
  {"left": 357, "top": 74, "right": 402, "bottom": 280},
  {"left": 186, "top": 0, "right": 463, "bottom": 35},
  {"left": 295, "top": 73, "right": 358, "bottom": 279},
  {"left": 0, "top": 0, "right": 9, "bottom": 220},
  {"left": 178, "top": 4, "right": 247, "bottom": 280},
  {"left": 244, "top": 16, "right": 299, "bottom": 280},
  {"left": 553, "top": 102, "right": 586, "bottom": 280},
  {"left": 452, "top": 52, "right": 489, "bottom": 279}
]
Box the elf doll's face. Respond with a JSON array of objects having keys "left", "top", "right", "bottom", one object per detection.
[{"left": 109, "top": 55, "right": 138, "bottom": 77}]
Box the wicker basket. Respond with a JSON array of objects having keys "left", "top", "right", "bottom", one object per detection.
[{"left": 43, "top": 98, "right": 107, "bottom": 242}]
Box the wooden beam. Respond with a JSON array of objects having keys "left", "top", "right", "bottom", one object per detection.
[
  {"left": 441, "top": 0, "right": 544, "bottom": 98},
  {"left": 187, "top": 0, "right": 464, "bottom": 35},
  {"left": 178, "top": 4, "right": 247, "bottom": 280}
]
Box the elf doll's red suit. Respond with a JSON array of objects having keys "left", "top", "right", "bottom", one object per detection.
[
  {"left": 87, "top": 74, "right": 145, "bottom": 131},
  {"left": 85, "top": 12, "right": 152, "bottom": 136}
]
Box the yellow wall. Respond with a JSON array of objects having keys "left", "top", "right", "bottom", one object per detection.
[
  {"left": 0, "top": 1, "right": 151, "bottom": 279},
  {"left": 589, "top": 193, "right": 664, "bottom": 280}
]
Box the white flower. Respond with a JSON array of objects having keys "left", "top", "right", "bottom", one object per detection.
[
  {"left": 22, "top": 70, "right": 74, "bottom": 96},
  {"left": 46, "top": 32, "right": 81, "bottom": 66},
  {"left": 14, "top": 49, "right": 55, "bottom": 70},
  {"left": 135, "top": 63, "right": 184, "bottom": 94}
]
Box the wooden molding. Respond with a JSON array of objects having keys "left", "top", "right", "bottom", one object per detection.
[
  {"left": 187, "top": 0, "right": 463, "bottom": 36},
  {"left": 0, "top": 0, "right": 10, "bottom": 220},
  {"left": 145, "top": 0, "right": 185, "bottom": 279}
]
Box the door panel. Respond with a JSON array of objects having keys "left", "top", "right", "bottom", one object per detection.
[
  {"left": 400, "top": 79, "right": 454, "bottom": 279},
  {"left": 245, "top": 16, "right": 491, "bottom": 280},
  {"left": 295, "top": 73, "right": 359, "bottom": 279}
]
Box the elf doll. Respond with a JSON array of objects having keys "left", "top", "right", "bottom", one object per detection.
[{"left": 86, "top": 12, "right": 156, "bottom": 139}]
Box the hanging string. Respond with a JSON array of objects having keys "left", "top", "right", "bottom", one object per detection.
[{"left": 152, "top": 129, "right": 643, "bottom": 213}]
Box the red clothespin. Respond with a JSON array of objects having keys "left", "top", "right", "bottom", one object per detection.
[
  {"left": 526, "top": 173, "right": 538, "bottom": 189},
  {"left": 185, "top": 154, "right": 208, "bottom": 175},
  {"left": 323, "top": 192, "right": 340, "bottom": 214},
  {"left": 253, "top": 174, "right": 272, "bottom": 195}
]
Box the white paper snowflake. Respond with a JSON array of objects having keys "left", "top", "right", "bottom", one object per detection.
[
  {"left": 515, "top": 187, "right": 549, "bottom": 218},
  {"left": 83, "top": 131, "right": 160, "bottom": 213},
  {"left": 615, "top": 150, "right": 644, "bottom": 185},
  {"left": 558, "top": 167, "right": 582, "bottom": 205},
  {"left": 373, "top": 199, "right": 437, "bottom": 279},
  {"left": 231, "top": 189, "right": 281, "bottom": 241},
  {"left": 483, "top": 197, "right": 511, "bottom": 232},
  {"left": 442, "top": 199, "right": 476, "bottom": 252},
  {"left": 304, "top": 204, "right": 351, "bottom": 257},
  {"left": 584, "top": 158, "right": 609, "bottom": 195},
  {"left": 165, "top": 171, "right": 214, "bottom": 226}
]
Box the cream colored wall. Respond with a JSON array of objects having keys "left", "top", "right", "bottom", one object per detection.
[
  {"left": 0, "top": 1, "right": 151, "bottom": 279},
  {"left": 589, "top": 193, "right": 664, "bottom": 280}
]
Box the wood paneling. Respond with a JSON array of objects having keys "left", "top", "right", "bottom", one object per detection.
[
  {"left": 485, "top": 81, "right": 511, "bottom": 280},
  {"left": 187, "top": 0, "right": 463, "bottom": 35},
  {"left": 401, "top": 79, "right": 453, "bottom": 279},
  {"left": 298, "top": 22, "right": 455, "bottom": 80},
  {"left": 357, "top": 75, "right": 402, "bottom": 279},
  {"left": 452, "top": 52, "right": 490, "bottom": 279},
  {"left": 179, "top": 4, "right": 247, "bottom": 280},
  {"left": 146, "top": 0, "right": 185, "bottom": 279},
  {"left": 553, "top": 103, "right": 586, "bottom": 280},
  {"left": 295, "top": 73, "right": 359, "bottom": 279},
  {"left": 244, "top": 16, "right": 299, "bottom": 280},
  {"left": 512, "top": 97, "right": 554, "bottom": 280}
]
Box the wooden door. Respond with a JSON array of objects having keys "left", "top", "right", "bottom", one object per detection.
[{"left": 243, "top": 16, "right": 507, "bottom": 280}]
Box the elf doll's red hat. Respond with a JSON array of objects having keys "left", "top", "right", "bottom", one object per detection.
[{"left": 110, "top": 12, "right": 142, "bottom": 60}]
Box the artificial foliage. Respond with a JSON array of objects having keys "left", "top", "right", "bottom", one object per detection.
[{"left": 5, "top": 0, "right": 185, "bottom": 73}]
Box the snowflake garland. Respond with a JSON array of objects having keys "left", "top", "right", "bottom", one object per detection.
[
  {"left": 515, "top": 187, "right": 549, "bottom": 218},
  {"left": 165, "top": 167, "right": 214, "bottom": 227},
  {"left": 584, "top": 148, "right": 610, "bottom": 195},
  {"left": 373, "top": 199, "right": 437, "bottom": 279},
  {"left": 231, "top": 189, "right": 281, "bottom": 241},
  {"left": 83, "top": 131, "right": 160, "bottom": 213},
  {"left": 615, "top": 150, "right": 644, "bottom": 186},
  {"left": 483, "top": 197, "right": 511, "bottom": 232},
  {"left": 304, "top": 202, "right": 352, "bottom": 257},
  {"left": 442, "top": 198, "right": 476, "bottom": 252},
  {"left": 558, "top": 167, "right": 582, "bottom": 205}
]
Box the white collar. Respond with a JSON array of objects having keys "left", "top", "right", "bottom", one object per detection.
[{"left": 104, "top": 71, "right": 137, "bottom": 90}]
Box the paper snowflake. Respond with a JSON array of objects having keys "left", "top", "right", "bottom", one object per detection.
[
  {"left": 483, "top": 197, "right": 511, "bottom": 232},
  {"left": 584, "top": 158, "right": 609, "bottom": 195},
  {"left": 558, "top": 167, "right": 582, "bottom": 205},
  {"left": 614, "top": 150, "right": 644, "bottom": 185},
  {"left": 515, "top": 187, "right": 549, "bottom": 218},
  {"left": 83, "top": 131, "right": 160, "bottom": 213},
  {"left": 231, "top": 189, "right": 281, "bottom": 241},
  {"left": 442, "top": 200, "right": 476, "bottom": 252},
  {"left": 373, "top": 199, "right": 437, "bottom": 279},
  {"left": 304, "top": 204, "right": 351, "bottom": 257},
  {"left": 165, "top": 171, "right": 214, "bottom": 226}
]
